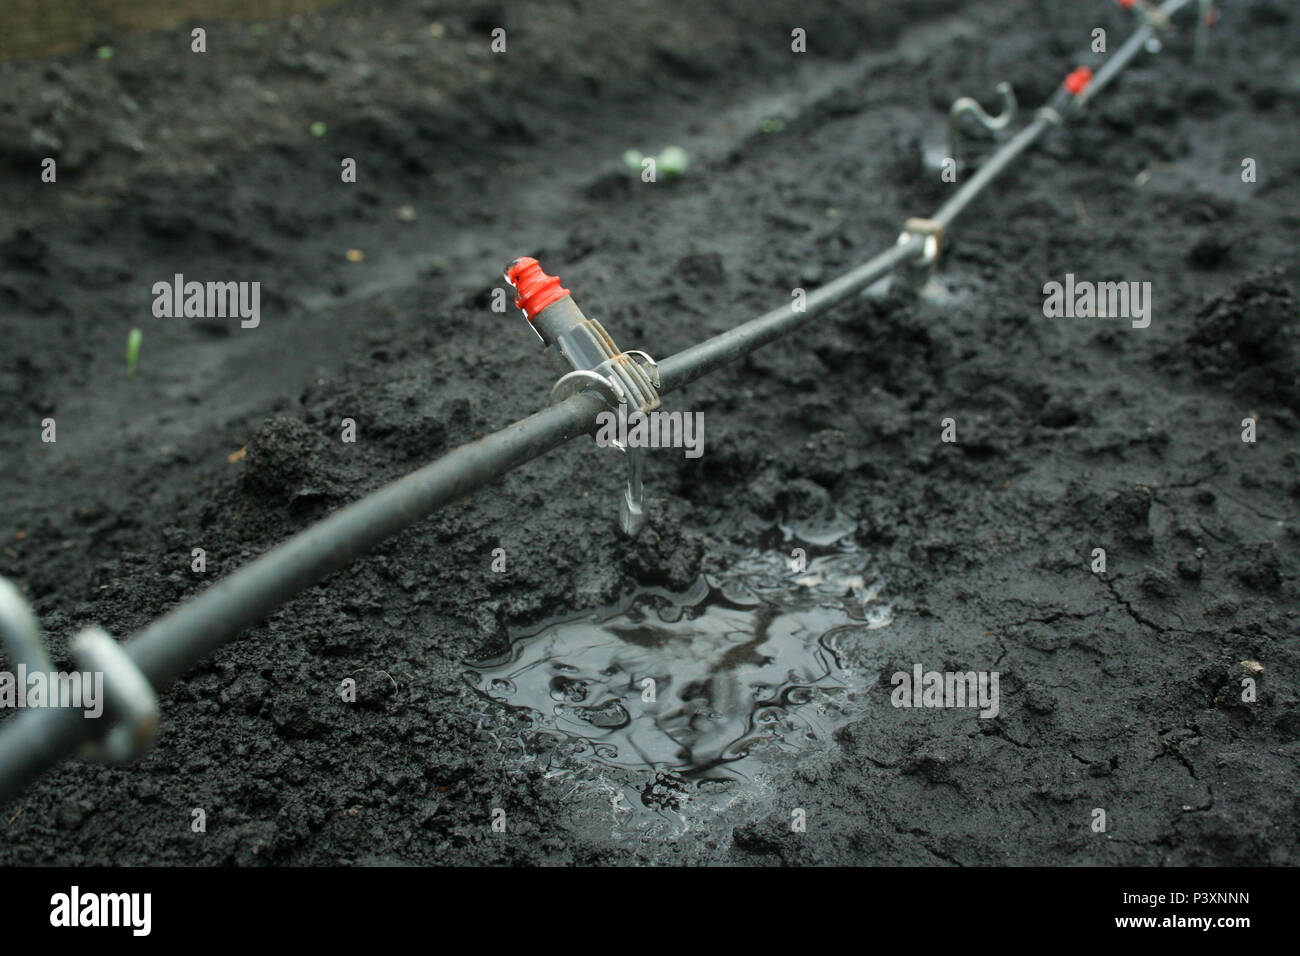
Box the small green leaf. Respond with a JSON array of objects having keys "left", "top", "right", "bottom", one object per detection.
[
  {"left": 126, "top": 328, "right": 143, "bottom": 379},
  {"left": 96, "top": 46, "right": 115, "bottom": 60},
  {"left": 310, "top": 121, "right": 328, "bottom": 138},
  {"left": 658, "top": 145, "right": 689, "bottom": 178}
]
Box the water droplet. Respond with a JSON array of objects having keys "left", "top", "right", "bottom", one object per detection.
[{"left": 618, "top": 447, "right": 646, "bottom": 536}]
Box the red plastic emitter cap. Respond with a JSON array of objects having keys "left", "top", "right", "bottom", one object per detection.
[
  {"left": 504, "top": 257, "right": 569, "bottom": 321},
  {"left": 1064, "top": 66, "right": 1094, "bottom": 96}
]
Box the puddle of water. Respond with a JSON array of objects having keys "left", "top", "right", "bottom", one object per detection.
[{"left": 465, "top": 547, "right": 890, "bottom": 819}]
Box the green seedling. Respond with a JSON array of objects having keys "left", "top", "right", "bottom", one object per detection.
[
  {"left": 760, "top": 117, "right": 785, "bottom": 134},
  {"left": 623, "top": 146, "right": 689, "bottom": 179},
  {"left": 126, "top": 328, "right": 143, "bottom": 379},
  {"left": 96, "top": 46, "right": 114, "bottom": 60},
  {"left": 657, "top": 146, "right": 689, "bottom": 178},
  {"left": 310, "top": 121, "right": 328, "bottom": 137}
]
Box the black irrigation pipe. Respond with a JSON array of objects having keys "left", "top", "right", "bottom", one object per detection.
[{"left": 0, "top": 0, "right": 1197, "bottom": 802}]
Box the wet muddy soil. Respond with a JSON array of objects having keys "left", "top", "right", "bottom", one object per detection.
[{"left": 0, "top": 0, "right": 1297, "bottom": 865}]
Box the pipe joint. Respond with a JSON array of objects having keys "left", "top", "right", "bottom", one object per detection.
[{"left": 73, "top": 627, "right": 160, "bottom": 764}]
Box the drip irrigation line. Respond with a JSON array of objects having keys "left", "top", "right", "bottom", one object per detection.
[
  {"left": 0, "top": 0, "right": 1200, "bottom": 802},
  {"left": 1079, "top": 0, "right": 1188, "bottom": 109},
  {"left": 932, "top": 113, "right": 1057, "bottom": 230},
  {"left": 0, "top": 390, "right": 610, "bottom": 801},
  {"left": 658, "top": 238, "right": 920, "bottom": 392}
]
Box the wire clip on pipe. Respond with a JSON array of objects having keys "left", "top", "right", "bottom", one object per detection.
[
  {"left": 505, "top": 257, "right": 661, "bottom": 413},
  {"left": 896, "top": 217, "right": 945, "bottom": 267},
  {"left": 0, "top": 574, "right": 158, "bottom": 765},
  {"left": 72, "top": 627, "right": 160, "bottom": 763}
]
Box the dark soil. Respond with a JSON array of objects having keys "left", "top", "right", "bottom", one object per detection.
[{"left": 1, "top": 0, "right": 1297, "bottom": 865}]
